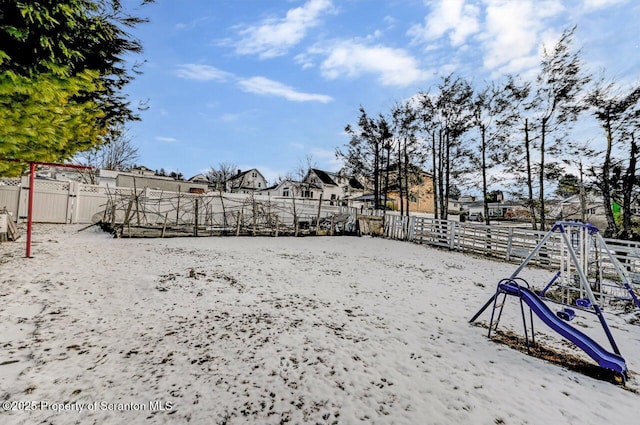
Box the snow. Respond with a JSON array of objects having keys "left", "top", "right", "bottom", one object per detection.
[{"left": 1, "top": 224, "right": 640, "bottom": 424}]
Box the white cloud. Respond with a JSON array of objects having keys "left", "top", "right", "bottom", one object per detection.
[
  {"left": 294, "top": 52, "right": 316, "bottom": 69},
  {"left": 479, "top": 0, "right": 565, "bottom": 75},
  {"left": 155, "top": 136, "right": 179, "bottom": 143},
  {"left": 220, "top": 113, "right": 241, "bottom": 123},
  {"left": 175, "top": 64, "right": 233, "bottom": 81},
  {"left": 310, "top": 148, "right": 343, "bottom": 170},
  {"left": 408, "top": 0, "right": 480, "bottom": 47},
  {"left": 318, "top": 41, "right": 429, "bottom": 86},
  {"left": 238, "top": 76, "right": 333, "bottom": 103},
  {"left": 582, "top": 0, "right": 628, "bottom": 9},
  {"left": 234, "top": 0, "right": 334, "bottom": 58}
]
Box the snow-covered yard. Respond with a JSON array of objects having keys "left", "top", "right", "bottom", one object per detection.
[{"left": 1, "top": 225, "right": 639, "bottom": 424}]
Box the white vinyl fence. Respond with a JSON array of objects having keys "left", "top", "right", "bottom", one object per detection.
[
  {"left": 0, "top": 177, "right": 134, "bottom": 224},
  {"left": 0, "top": 178, "right": 355, "bottom": 229}
]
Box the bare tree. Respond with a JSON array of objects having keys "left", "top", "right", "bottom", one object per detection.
[
  {"left": 76, "top": 124, "right": 139, "bottom": 183},
  {"left": 206, "top": 161, "right": 238, "bottom": 192},
  {"left": 296, "top": 154, "right": 318, "bottom": 199}
]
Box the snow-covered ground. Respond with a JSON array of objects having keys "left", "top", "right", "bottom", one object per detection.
[{"left": 1, "top": 224, "right": 639, "bottom": 424}]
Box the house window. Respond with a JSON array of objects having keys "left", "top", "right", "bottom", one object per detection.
[
  {"left": 252, "top": 172, "right": 256, "bottom": 178},
  {"left": 283, "top": 188, "right": 289, "bottom": 197},
  {"left": 331, "top": 194, "right": 336, "bottom": 200},
  {"left": 258, "top": 182, "right": 261, "bottom": 188}
]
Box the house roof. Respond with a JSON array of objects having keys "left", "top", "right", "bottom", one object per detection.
[
  {"left": 227, "top": 168, "right": 266, "bottom": 181},
  {"left": 188, "top": 173, "right": 209, "bottom": 182},
  {"left": 227, "top": 169, "right": 251, "bottom": 181},
  {"left": 348, "top": 177, "right": 364, "bottom": 190},
  {"left": 311, "top": 169, "right": 337, "bottom": 186}
]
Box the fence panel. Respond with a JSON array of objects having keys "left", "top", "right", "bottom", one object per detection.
[
  {"left": 0, "top": 179, "right": 21, "bottom": 218},
  {"left": 76, "top": 184, "right": 113, "bottom": 223},
  {"left": 383, "top": 216, "right": 640, "bottom": 282},
  {"left": 15, "top": 179, "right": 71, "bottom": 223}
]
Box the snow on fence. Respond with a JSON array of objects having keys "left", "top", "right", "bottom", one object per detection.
[{"left": 382, "top": 213, "right": 640, "bottom": 281}]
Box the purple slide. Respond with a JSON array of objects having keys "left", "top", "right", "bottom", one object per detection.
[{"left": 499, "top": 282, "right": 627, "bottom": 376}]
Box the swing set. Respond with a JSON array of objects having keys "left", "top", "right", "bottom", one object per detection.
[{"left": 470, "top": 221, "right": 640, "bottom": 382}]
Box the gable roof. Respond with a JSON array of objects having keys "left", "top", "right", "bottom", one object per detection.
[
  {"left": 310, "top": 168, "right": 337, "bottom": 186},
  {"left": 188, "top": 173, "right": 209, "bottom": 183},
  {"left": 348, "top": 177, "right": 364, "bottom": 190},
  {"left": 227, "top": 169, "right": 251, "bottom": 181}
]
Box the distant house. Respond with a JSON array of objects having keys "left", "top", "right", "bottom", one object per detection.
[
  {"left": 187, "top": 173, "right": 217, "bottom": 193},
  {"left": 384, "top": 167, "right": 435, "bottom": 214},
  {"left": 259, "top": 179, "right": 316, "bottom": 198},
  {"left": 548, "top": 194, "right": 607, "bottom": 228},
  {"left": 95, "top": 168, "right": 175, "bottom": 187},
  {"left": 34, "top": 166, "right": 85, "bottom": 182},
  {"left": 461, "top": 199, "right": 525, "bottom": 221},
  {"left": 188, "top": 173, "right": 210, "bottom": 185},
  {"left": 129, "top": 165, "right": 156, "bottom": 177},
  {"left": 116, "top": 174, "right": 208, "bottom": 193},
  {"left": 226, "top": 168, "right": 267, "bottom": 194},
  {"left": 302, "top": 169, "right": 364, "bottom": 205}
]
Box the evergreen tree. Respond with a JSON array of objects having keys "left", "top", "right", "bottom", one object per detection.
[
  {"left": 531, "top": 26, "right": 590, "bottom": 230},
  {"left": 0, "top": 0, "right": 154, "bottom": 175}
]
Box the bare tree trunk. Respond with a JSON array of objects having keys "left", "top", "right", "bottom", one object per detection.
[
  {"left": 438, "top": 130, "right": 446, "bottom": 218},
  {"left": 578, "top": 160, "right": 587, "bottom": 223},
  {"left": 398, "top": 138, "right": 404, "bottom": 216},
  {"left": 444, "top": 129, "right": 451, "bottom": 219},
  {"left": 622, "top": 133, "right": 637, "bottom": 239},
  {"left": 481, "top": 124, "right": 489, "bottom": 225},
  {"left": 373, "top": 141, "right": 380, "bottom": 209},
  {"left": 539, "top": 118, "right": 547, "bottom": 231},
  {"left": 292, "top": 194, "right": 298, "bottom": 237},
  {"left": 602, "top": 117, "right": 618, "bottom": 237},
  {"left": 383, "top": 143, "right": 391, "bottom": 221},
  {"left": 403, "top": 136, "right": 410, "bottom": 216},
  {"left": 524, "top": 119, "right": 537, "bottom": 230},
  {"left": 432, "top": 131, "right": 439, "bottom": 219}
]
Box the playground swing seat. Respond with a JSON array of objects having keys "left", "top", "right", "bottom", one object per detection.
[{"left": 556, "top": 307, "right": 576, "bottom": 321}]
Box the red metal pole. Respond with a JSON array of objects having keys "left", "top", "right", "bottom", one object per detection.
[{"left": 26, "top": 162, "right": 35, "bottom": 258}]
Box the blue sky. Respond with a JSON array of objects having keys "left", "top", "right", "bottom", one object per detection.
[{"left": 123, "top": 0, "right": 640, "bottom": 183}]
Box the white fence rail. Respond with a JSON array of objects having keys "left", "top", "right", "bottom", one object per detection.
[{"left": 382, "top": 214, "right": 640, "bottom": 281}]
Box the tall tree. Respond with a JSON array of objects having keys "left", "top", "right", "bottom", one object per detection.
[
  {"left": 391, "top": 101, "right": 421, "bottom": 216},
  {"left": 586, "top": 78, "right": 640, "bottom": 237},
  {"left": 0, "top": 0, "right": 154, "bottom": 176},
  {"left": 620, "top": 133, "right": 639, "bottom": 239},
  {"left": 339, "top": 107, "right": 389, "bottom": 209},
  {"left": 416, "top": 91, "right": 440, "bottom": 218},
  {"left": 471, "top": 77, "right": 526, "bottom": 224},
  {"left": 434, "top": 75, "right": 474, "bottom": 218},
  {"left": 531, "top": 26, "right": 590, "bottom": 230}
]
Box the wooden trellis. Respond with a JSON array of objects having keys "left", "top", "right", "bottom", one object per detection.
[{"left": 98, "top": 189, "right": 357, "bottom": 238}]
